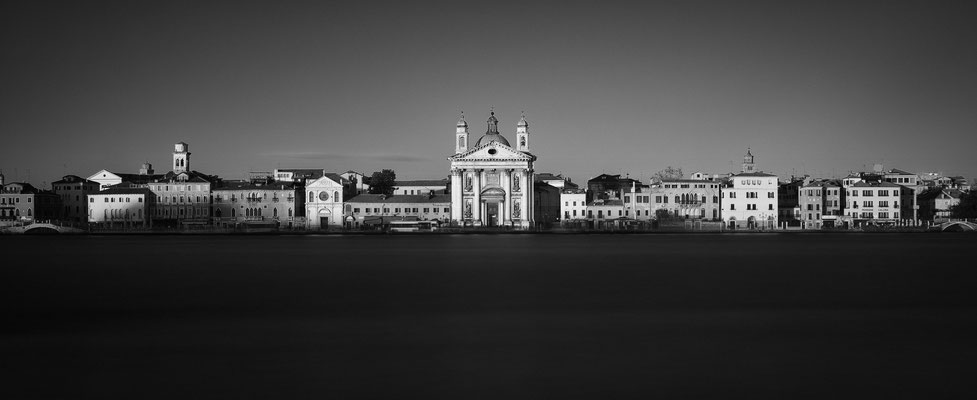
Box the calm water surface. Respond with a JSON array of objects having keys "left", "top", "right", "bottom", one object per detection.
[{"left": 3, "top": 233, "right": 977, "bottom": 399}]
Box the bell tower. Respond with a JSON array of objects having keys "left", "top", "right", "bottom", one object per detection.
[
  {"left": 516, "top": 112, "right": 529, "bottom": 152},
  {"left": 173, "top": 142, "right": 190, "bottom": 173},
  {"left": 742, "top": 148, "right": 756, "bottom": 173},
  {"left": 455, "top": 113, "right": 469, "bottom": 154}
]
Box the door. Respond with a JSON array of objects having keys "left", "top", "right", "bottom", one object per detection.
[
  {"left": 320, "top": 217, "right": 328, "bottom": 230},
  {"left": 486, "top": 202, "right": 499, "bottom": 227}
]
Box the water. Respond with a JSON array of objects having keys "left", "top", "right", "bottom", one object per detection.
[{"left": 3, "top": 233, "right": 977, "bottom": 399}]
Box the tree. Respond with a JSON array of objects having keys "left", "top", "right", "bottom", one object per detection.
[
  {"left": 368, "top": 169, "right": 397, "bottom": 196},
  {"left": 951, "top": 190, "right": 977, "bottom": 218},
  {"left": 652, "top": 166, "right": 683, "bottom": 183}
]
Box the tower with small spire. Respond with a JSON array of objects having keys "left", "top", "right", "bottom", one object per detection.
[
  {"left": 455, "top": 113, "right": 469, "bottom": 154},
  {"left": 742, "top": 148, "right": 756, "bottom": 173},
  {"left": 516, "top": 112, "right": 530, "bottom": 152},
  {"left": 173, "top": 142, "right": 190, "bottom": 173}
]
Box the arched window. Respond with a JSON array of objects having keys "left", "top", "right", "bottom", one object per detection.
[
  {"left": 309, "top": 191, "right": 314, "bottom": 201},
  {"left": 334, "top": 191, "right": 339, "bottom": 202},
  {"left": 288, "top": 208, "right": 292, "bottom": 217},
  {"left": 231, "top": 208, "right": 236, "bottom": 218},
  {"left": 273, "top": 208, "right": 278, "bottom": 218}
]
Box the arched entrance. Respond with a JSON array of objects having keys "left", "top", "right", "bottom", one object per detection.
[
  {"left": 480, "top": 187, "right": 506, "bottom": 227},
  {"left": 318, "top": 208, "right": 332, "bottom": 230},
  {"left": 747, "top": 216, "right": 757, "bottom": 230},
  {"left": 728, "top": 216, "right": 736, "bottom": 230}
]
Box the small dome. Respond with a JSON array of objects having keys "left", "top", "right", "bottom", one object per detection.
[
  {"left": 517, "top": 113, "right": 528, "bottom": 127},
  {"left": 456, "top": 113, "right": 468, "bottom": 127},
  {"left": 475, "top": 133, "right": 510, "bottom": 147}
]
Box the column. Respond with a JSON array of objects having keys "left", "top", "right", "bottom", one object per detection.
[
  {"left": 472, "top": 169, "right": 482, "bottom": 225},
  {"left": 450, "top": 168, "right": 462, "bottom": 223},
  {"left": 520, "top": 169, "right": 531, "bottom": 225},
  {"left": 502, "top": 169, "right": 512, "bottom": 226}
]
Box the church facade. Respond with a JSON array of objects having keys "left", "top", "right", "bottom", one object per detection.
[{"left": 448, "top": 112, "right": 536, "bottom": 228}]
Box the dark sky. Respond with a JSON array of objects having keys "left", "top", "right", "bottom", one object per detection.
[{"left": 2, "top": 1, "right": 975, "bottom": 185}]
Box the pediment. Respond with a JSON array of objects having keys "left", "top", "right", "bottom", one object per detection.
[
  {"left": 307, "top": 176, "right": 343, "bottom": 189},
  {"left": 450, "top": 142, "right": 535, "bottom": 162}
]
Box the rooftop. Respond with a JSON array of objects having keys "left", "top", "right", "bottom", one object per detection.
[{"left": 347, "top": 194, "right": 451, "bottom": 204}]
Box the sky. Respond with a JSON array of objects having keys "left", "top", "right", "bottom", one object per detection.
[{"left": 2, "top": 0, "right": 976, "bottom": 186}]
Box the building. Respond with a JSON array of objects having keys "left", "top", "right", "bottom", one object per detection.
[
  {"left": 274, "top": 168, "right": 325, "bottom": 184},
  {"left": 305, "top": 173, "right": 346, "bottom": 229},
  {"left": 845, "top": 181, "right": 901, "bottom": 225},
  {"left": 917, "top": 188, "right": 962, "bottom": 220},
  {"left": 883, "top": 168, "right": 922, "bottom": 221},
  {"left": 778, "top": 177, "right": 808, "bottom": 226},
  {"left": 394, "top": 179, "right": 449, "bottom": 195},
  {"left": 798, "top": 181, "right": 829, "bottom": 229},
  {"left": 1, "top": 182, "right": 61, "bottom": 223},
  {"left": 87, "top": 163, "right": 163, "bottom": 191},
  {"left": 586, "top": 174, "right": 638, "bottom": 203},
  {"left": 649, "top": 179, "right": 721, "bottom": 220},
  {"left": 212, "top": 179, "right": 299, "bottom": 228},
  {"left": 623, "top": 183, "right": 653, "bottom": 221},
  {"left": 534, "top": 181, "right": 561, "bottom": 228},
  {"left": 448, "top": 111, "right": 536, "bottom": 228},
  {"left": 586, "top": 198, "right": 625, "bottom": 229},
  {"left": 346, "top": 193, "right": 451, "bottom": 229},
  {"left": 136, "top": 143, "right": 220, "bottom": 227},
  {"left": 720, "top": 149, "right": 778, "bottom": 230},
  {"left": 536, "top": 173, "right": 576, "bottom": 189},
  {"left": 339, "top": 170, "right": 369, "bottom": 195},
  {"left": 87, "top": 187, "right": 153, "bottom": 227},
  {"left": 560, "top": 188, "right": 587, "bottom": 223},
  {"left": 52, "top": 175, "right": 100, "bottom": 223}
]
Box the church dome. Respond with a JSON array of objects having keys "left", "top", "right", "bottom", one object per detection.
[
  {"left": 517, "top": 113, "right": 528, "bottom": 127},
  {"left": 474, "top": 111, "right": 510, "bottom": 147},
  {"left": 475, "top": 132, "right": 510, "bottom": 147},
  {"left": 456, "top": 114, "right": 468, "bottom": 128}
]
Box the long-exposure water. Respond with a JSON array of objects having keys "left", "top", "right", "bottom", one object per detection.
[{"left": 3, "top": 233, "right": 976, "bottom": 399}]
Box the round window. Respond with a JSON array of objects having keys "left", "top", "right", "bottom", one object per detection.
[
  {"left": 488, "top": 148, "right": 497, "bottom": 155},
  {"left": 318, "top": 192, "right": 329, "bottom": 201}
]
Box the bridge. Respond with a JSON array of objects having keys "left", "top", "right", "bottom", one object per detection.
[
  {"left": 1, "top": 223, "right": 86, "bottom": 234},
  {"left": 936, "top": 220, "right": 977, "bottom": 232}
]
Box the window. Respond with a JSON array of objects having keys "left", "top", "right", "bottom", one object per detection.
[
  {"left": 862, "top": 190, "right": 873, "bottom": 196},
  {"left": 863, "top": 201, "right": 873, "bottom": 207},
  {"left": 730, "top": 204, "right": 735, "bottom": 210},
  {"left": 768, "top": 192, "right": 774, "bottom": 198},
  {"left": 768, "top": 204, "right": 773, "bottom": 210}
]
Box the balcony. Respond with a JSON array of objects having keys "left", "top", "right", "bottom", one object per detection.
[{"left": 245, "top": 197, "right": 262, "bottom": 203}]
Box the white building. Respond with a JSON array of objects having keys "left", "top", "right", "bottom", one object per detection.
[
  {"left": 87, "top": 187, "right": 153, "bottom": 227},
  {"left": 720, "top": 150, "right": 778, "bottom": 229},
  {"left": 846, "top": 181, "right": 901, "bottom": 224},
  {"left": 560, "top": 188, "right": 587, "bottom": 222},
  {"left": 448, "top": 111, "right": 536, "bottom": 228},
  {"left": 52, "top": 175, "right": 100, "bottom": 223},
  {"left": 394, "top": 179, "right": 448, "bottom": 195},
  {"left": 305, "top": 173, "right": 345, "bottom": 229},
  {"left": 346, "top": 194, "right": 451, "bottom": 229}
]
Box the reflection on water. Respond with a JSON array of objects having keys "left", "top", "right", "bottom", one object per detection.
[{"left": 3, "top": 234, "right": 977, "bottom": 398}]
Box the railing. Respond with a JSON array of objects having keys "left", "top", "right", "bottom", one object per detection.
[{"left": 246, "top": 197, "right": 261, "bottom": 203}]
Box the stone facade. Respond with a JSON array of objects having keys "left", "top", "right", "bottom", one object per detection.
[{"left": 448, "top": 112, "right": 536, "bottom": 228}]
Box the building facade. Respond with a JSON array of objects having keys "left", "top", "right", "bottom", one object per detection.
[
  {"left": 845, "top": 181, "right": 901, "bottom": 225},
  {"left": 649, "top": 179, "right": 721, "bottom": 220},
  {"left": 448, "top": 112, "right": 536, "bottom": 228},
  {"left": 0, "top": 182, "right": 60, "bottom": 223},
  {"left": 394, "top": 179, "right": 449, "bottom": 195},
  {"left": 87, "top": 187, "right": 153, "bottom": 227},
  {"left": 560, "top": 188, "right": 587, "bottom": 223},
  {"left": 720, "top": 150, "right": 778, "bottom": 229},
  {"left": 212, "top": 180, "right": 299, "bottom": 228},
  {"left": 52, "top": 175, "right": 100, "bottom": 223},
  {"left": 305, "top": 174, "right": 345, "bottom": 229},
  {"left": 346, "top": 194, "right": 451, "bottom": 228}
]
